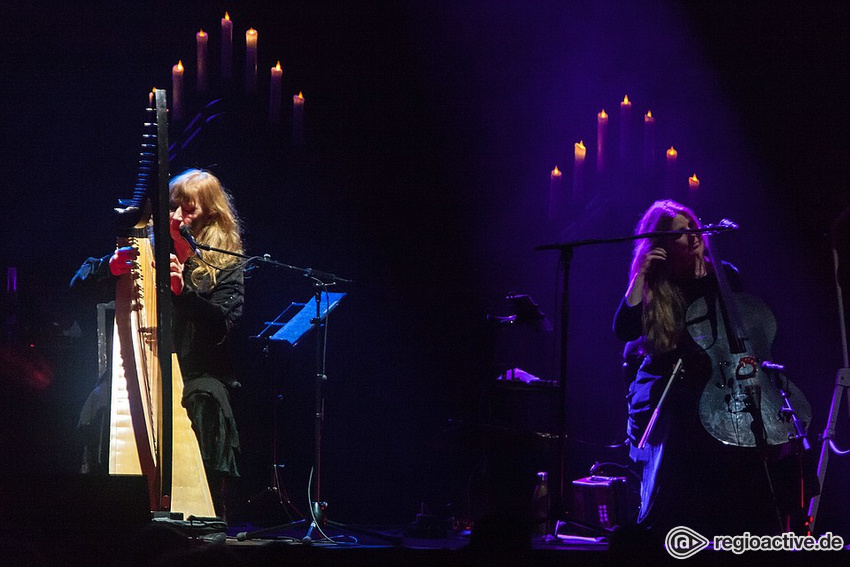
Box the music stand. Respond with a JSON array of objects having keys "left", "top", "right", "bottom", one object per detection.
[
  {"left": 237, "top": 286, "right": 401, "bottom": 545},
  {"left": 247, "top": 293, "right": 346, "bottom": 527},
  {"left": 256, "top": 291, "right": 347, "bottom": 345}
]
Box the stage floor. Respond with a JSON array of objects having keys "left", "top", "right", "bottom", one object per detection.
[
  {"left": 127, "top": 520, "right": 848, "bottom": 567},
  {"left": 3, "top": 513, "right": 847, "bottom": 566}
]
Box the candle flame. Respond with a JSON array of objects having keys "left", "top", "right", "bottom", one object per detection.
[
  {"left": 598, "top": 109, "right": 608, "bottom": 119},
  {"left": 176, "top": 60, "right": 184, "bottom": 71},
  {"left": 622, "top": 95, "right": 631, "bottom": 105},
  {"left": 690, "top": 174, "right": 699, "bottom": 183},
  {"left": 297, "top": 91, "right": 304, "bottom": 99},
  {"left": 576, "top": 140, "right": 586, "bottom": 150},
  {"left": 667, "top": 146, "right": 677, "bottom": 158},
  {"left": 645, "top": 110, "right": 653, "bottom": 118},
  {"left": 552, "top": 166, "right": 561, "bottom": 176},
  {"left": 198, "top": 29, "right": 207, "bottom": 37},
  {"left": 275, "top": 61, "right": 282, "bottom": 71},
  {"left": 224, "top": 12, "right": 230, "bottom": 21},
  {"left": 247, "top": 28, "right": 257, "bottom": 36}
]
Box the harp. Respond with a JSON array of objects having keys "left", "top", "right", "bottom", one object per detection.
[{"left": 107, "top": 89, "right": 215, "bottom": 518}]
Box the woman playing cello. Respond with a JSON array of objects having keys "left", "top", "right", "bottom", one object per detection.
[{"left": 613, "top": 199, "right": 783, "bottom": 539}]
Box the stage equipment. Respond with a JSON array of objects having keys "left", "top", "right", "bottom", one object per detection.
[
  {"left": 570, "top": 475, "right": 631, "bottom": 531},
  {"left": 188, "top": 249, "right": 396, "bottom": 544},
  {"left": 108, "top": 89, "right": 215, "bottom": 518},
  {"left": 247, "top": 291, "right": 346, "bottom": 529},
  {"left": 807, "top": 207, "right": 850, "bottom": 534}
]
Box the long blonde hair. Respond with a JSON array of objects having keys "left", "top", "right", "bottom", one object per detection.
[
  {"left": 630, "top": 200, "right": 704, "bottom": 355},
  {"left": 169, "top": 169, "right": 243, "bottom": 290}
]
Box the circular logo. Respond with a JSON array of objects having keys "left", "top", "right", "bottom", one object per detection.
[{"left": 665, "top": 526, "right": 710, "bottom": 559}]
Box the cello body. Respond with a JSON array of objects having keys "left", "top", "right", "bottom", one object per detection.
[{"left": 687, "top": 290, "right": 811, "bottom": 448}]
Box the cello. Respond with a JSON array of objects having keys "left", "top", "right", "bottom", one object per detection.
[{"left": 685, "top": 220, "right": 811, "bottom": 448}]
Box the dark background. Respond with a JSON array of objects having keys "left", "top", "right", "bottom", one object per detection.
[{"left": 2, "top": 0, "right": 849, "bottom": 535}]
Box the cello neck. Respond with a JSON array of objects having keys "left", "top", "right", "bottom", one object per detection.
[{"left": 703, "top": 234, "right": 747, "bottom": 353}]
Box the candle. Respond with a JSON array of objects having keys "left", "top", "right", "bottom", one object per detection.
[
  {"left": 270, "top": 61, "right": 282, "bottom": 124},
  {"left": 619, "top": 95, "right": 632, "bottom": 164},
  {"left": 245, "top": 28, "right": 258, "bottom": 93},
  {"left": 665, "top": 146, "right": 678, "bottom": 199},
  {"left": 293, "top": 91, "right": 305, "bottom": 145},
  {"left": 196, "top": 30, "right": 208, "bottom": 93},
  {"left": 575, "top": 140, "right": 587, "bottom": 162},
  {"left": 549, "top": 165, "right": 563, "bottom": 220},
  {"left": 221, "top": 13, "right": 233, "bottom": 81},
  {"left": 596, "top": 109, "right": 608, "bottom": 173},
  {"left": 688, "top": 173, "right": 700, "bottom": 207},
  {"left": 171, "top": 60, "right": 184, "bottom": 121},
  {"left": 643, "top": 110, "right": 656, "bottom": 172},
  {"left": 573, "top": 140, "right": 586, "bottom": 202}
]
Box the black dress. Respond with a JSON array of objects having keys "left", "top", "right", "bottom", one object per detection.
[
  {"left": 613, "top": 263, "right": 781, "bottom": 538},
  {"left": 71, "top": 254, "right": 243, "bottom": 481}
]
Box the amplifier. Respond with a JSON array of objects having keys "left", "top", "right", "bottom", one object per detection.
[{"left": 570, "top": 475, "right": 633, "bottom": 529}]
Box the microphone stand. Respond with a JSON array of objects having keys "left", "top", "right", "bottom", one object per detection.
[
  {"left": 196, "top": 243, "right": 400, "bottom": 545},
  {"left": 534, "top": 222, "right": 737, "bottom": 535}
]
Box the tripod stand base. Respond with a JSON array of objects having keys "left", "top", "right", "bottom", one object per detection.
[
  {"left": 235, "top": 502, "right": 403, "bottom": 546},
  {"left": 302, "top": 500, "right": 326, "bottom": 543},
  {"left": 235, "top": 518, "right": 308, "bottom": 542}
]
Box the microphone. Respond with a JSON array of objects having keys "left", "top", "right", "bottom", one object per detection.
[
  {"left": 179, "top": 225, "right": 204, "bottom": 258},
  {"left": 700, "top": 219, "right": 740, "bottom": 233}
]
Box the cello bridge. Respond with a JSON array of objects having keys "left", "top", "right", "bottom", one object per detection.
[{"left": 735, "top": 356, "right": 758, "bottom": 380}]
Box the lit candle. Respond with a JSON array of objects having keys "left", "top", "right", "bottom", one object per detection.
[
  {"left": 688, "top": 173, "right": 700, "bottom": 207},
  {"left": 665, "top": 146, "right": 678, "bottom": 199},
  {"left": 574, "top": 140, "right": 586, "bottom": 202},
  {"left": 171, "top": 60, "right": 184, "bottom": 121},
  {"left": 619, "top": 95, "right": 632, "bottom": 163},
  {"left": 643, "top": 110, "right": 656, "bottom": 172},
  {"left": 270, "top": 61, "right": 283, "bottom": 124},
  {"left": 596, "top": 109, "right": 608, "bottom": 173},
  {"left": 221, "top": 13, "right": 233, "bottom": 81},
  {"left": 293, "top": 91, "right": 305, "bottom": 145},
  {"left": 196, "top": 30, "right": 208, "bottom": 93},
  {"left": 245, "top": 28, "right": 258, "bottom": 93},
  {"left": 549, "top": 165, "right": 563, "bottom": 220}
]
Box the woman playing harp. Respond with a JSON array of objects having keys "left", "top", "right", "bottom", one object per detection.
[{"left": 73, "top": 169, "right": 244, "bottom": 518}]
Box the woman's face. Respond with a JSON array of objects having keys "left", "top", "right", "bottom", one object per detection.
[
  {"left": 668, "top": 213, "right": 703, "bottom": 263},
  {"left": 170, "top": 198, "right": 205, "bottom": 230}
]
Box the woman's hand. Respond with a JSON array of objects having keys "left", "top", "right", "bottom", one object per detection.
[
  {"left": 625, "top": 246, "right": 667, "bottom": 306},
  {"left": 170, "top": 214, "right": 195, "bottom": 264},
  {"left": 639, "top": 247, "right": 667, "bottom": 275},
  {"left": 109, "top": 246, "right": 139, "bottom": 276},
  {"left": 169, "top": 253, "right": 185, "bottom": 295}
]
